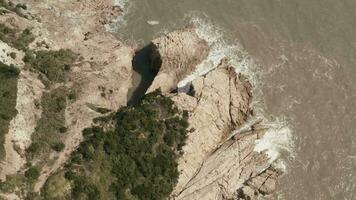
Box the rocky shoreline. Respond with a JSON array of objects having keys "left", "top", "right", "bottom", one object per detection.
[
  {"left": 0, "top": 1, "right": 281, "bottom": 199},
  {"left": 145, "top": 30, "right": 280, "bottom": 199}
]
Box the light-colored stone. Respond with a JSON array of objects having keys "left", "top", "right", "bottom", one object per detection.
[
  {"left": 147, "top": 28, "right": 209, "bottom": 93},
  {"left": 170, "top": 61, "right": 254, "bottom": 198}
]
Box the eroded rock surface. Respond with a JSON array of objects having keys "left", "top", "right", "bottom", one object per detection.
[
  {"left": 147, "top": 28, "right": 209, "bottom": 93},
  {"left": 174, "top": 129, "right": 280, "bottom": 200},
  {"left": 169, "top": 62, "right": 279, "bottom": 199},
  {"left": 146, "top": 29, "right": 280, "bottom": 199}
]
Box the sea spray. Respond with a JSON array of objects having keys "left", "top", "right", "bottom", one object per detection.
[
  {"left": 178, "top": 15, "right": 259, "bottom": 89},
  {"left": 106, "top": 0, "right": 131, "bottom": 32},
  {"left": 178, "top": 16, "right": 242, "bottom": 87},
  {"left": 254, "top": 119, "right": 295, "bottom": 171},
  {"left": 178, "top": 15, "right": 295, "bottom": 171}
]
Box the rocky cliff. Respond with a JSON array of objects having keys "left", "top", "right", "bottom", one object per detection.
[
  {"left": 149, "top": 29, "right": 281, "bottom": 200},
  {"left": 0, "top": 1, "right": 282, "bottom": 199},
  {"left": 147, "top": 28, "right": 209, "bottom": 93}
]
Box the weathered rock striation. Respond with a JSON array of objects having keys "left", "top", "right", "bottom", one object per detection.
[
  {"left": 147, "top": 28, "right": 209, "bottom": 93},
  {"left": 170, "top": 60, "right": 252, "bottom": 194},
  {"left": 0, "top": 1, "right": 282, "bottom": 198},
  {"left": 148, "top": 28, "right": 280, "bottom": 199}
]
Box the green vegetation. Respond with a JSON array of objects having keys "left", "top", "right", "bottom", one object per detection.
[
  {"left": 25, "top": 166, "right": 40, "bottom": 182},
  {"left": 0, "top": 0, "right": 27, "bottom": 18},
  {"left": 43, "top": 90, "right": 189, "bottom": 200},
  {"left": 23, "top": 49, "right": 77, "bottom": 159},
  {"left": 23, "top": 49, "right": 77, "bottom": 84},
  {"left": 27, "top": 87, "right": 67, "bottom": 160},
  {"left": 0, "top": 173, "right": 26, "bottom": 193},
  {"left": 51, "top": 142, "right": 65, "bottom": 152},
  {"left": 0, "top": 23, "right": 35, "bottom": 51},
  {"left": 42, "top": 172, "right": 71, "bottom": 199},
  {"left": 0, "top": 62, "right": 19, "bottom": 158},
  {"left": 86, "top": 103, "right": 112, "bottom": 114}
]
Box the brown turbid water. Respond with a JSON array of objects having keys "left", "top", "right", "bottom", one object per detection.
[{"left": 116, "top": 0, "right": 356, "bottom": 199}]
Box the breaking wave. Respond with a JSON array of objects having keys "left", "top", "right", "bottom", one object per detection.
[
  {"left": 254, "top": 119, "right": 295, "bottom": 171},
  {"left": 178, "top": 15, "right": 295, "bottom": 171},
  {"left": 178, "top": 16, "right": 256, "bottom": 88}
]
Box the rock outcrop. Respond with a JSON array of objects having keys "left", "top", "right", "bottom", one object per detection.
[
  {"left": 147, "top": 29, "right": 281, "bottom": 199},
  {"left": 170, "top": 60, "right": 252, "bottom": 194},
  {"left": 174, "top": 129, "right": 280, "bottom": 200},
  {"left": 169, "top": 62, "right": 279, "bottom": 200},
  {"left": 147, "top": 28, "right": 209, "bottom": 93}
]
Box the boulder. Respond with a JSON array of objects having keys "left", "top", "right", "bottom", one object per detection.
[{"left": 147, "top": 28, "right": 209, "bottom": 93}]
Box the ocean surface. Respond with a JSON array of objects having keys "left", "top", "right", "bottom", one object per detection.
[{"left": 115, "top": 0, "right": 356, "bottom": 199}]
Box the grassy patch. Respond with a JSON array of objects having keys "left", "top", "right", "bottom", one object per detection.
[
  {"left": 49, "top": 90, "right": 188, "bottom": 200},
  {"left": 0, "top": 62, "right": 19, "bottom": 159},
  {"left": 0, "top": 173, "right": 26, "bottom": 193},
  {"left": 0, "top": 0, "right": 27, "bottom": 18},
  {"left": 27, "top": 87, "right": 67, "bottom": 161},
  {"left": 42, "top": 171, "right": 71, "bottom": 200},
  {"left": 25, "top": 166, "right": 40, "bottom": 182},
  {"left": 0, "top": 23, "right": 35, "bottom": 51},
  {"left": 23, "top": 49, "right": 77, "bottom": 84}
]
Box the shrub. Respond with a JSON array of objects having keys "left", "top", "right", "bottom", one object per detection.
[
  {"left": 0, "top": 24, "right": 34, "bottom": 50},
  {"left": 29, "top": 87, "right": 67, "bottom": 160},
  {"left": 59, "top": 126, "right": 68, "bottom": 133},
  {"left": 0, "top": 62, "right": 18, "bottom": 159},
  {"left": 24, "top": 49, "right": 77, "bottom": 83},
  {"left": 0, "top": 62, "right": 19, "bottom": 78},
  {"left": 26, "top": 142, "right": 40, "bottom": 154},
  {"left": 60, "top": 90, "right": 189, "bottom": 200},
  {"left": 9, "top": 52, "right": 16, "bottom": 59},
  {"left": 0, "top": 0, "right": 28, "bottom": 18},
  {"left": 25, "top": 166, "right": 40, "bottom": 181},
  {"left": 51, "top": 142, "right": 65, "bottom": 152}
]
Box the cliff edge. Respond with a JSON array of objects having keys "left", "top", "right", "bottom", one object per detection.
[{"left": 148, "top": 29, "right": 281, "bottom": 200}]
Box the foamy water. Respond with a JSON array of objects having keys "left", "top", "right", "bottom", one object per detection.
[
  {"left": 178, "top": 16, "right": 257, "bottom": 88},
  {"left": 115, "top": 1, "right": 356, "bottom": 199},
  {"left": 105, "top": 0, "right": 131, "bottom": 32},
  {"left": 177, "top": 16, "right": 295, "bottom": 170},
  {"left": 254, "top": 119, "right": 294, "bottom": 170}
]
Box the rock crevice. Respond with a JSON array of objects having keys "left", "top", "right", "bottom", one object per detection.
[{"left": 147, "top": 28, "right": 281, "bottom": 200}]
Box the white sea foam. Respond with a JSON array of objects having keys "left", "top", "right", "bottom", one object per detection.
[
  {"left": 106, "top": 0, "right": 131, "bottom": 32},
  {"left": 254, "top": 119, "right": 295, "bottom": 171},
  {"left": 177, "top": 16, "right": 258, "bottom": 89},
  {"left": 147, "top": 20, "right": 160, "bottom": 25},
  {"left": 177, "top": 15, "right": 295, "bottom": 170}
]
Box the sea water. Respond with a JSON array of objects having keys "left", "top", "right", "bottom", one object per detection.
[{"left": 115, "top": 1, "right": 356, "bottom": 199}]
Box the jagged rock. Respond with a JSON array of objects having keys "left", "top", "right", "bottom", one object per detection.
[
  {"left": 170, "top": 60, "right": 254, "bottom": 198},
  {"left": 147, "top": 28, "right": 209, "bottom": 93},
  {"left": 173, "top": 130, "right": 280, "bottom": 200}
]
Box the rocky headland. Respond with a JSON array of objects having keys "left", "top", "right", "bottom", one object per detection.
[
  {"left": 147, "top": 30, "right": 280, "bottom": 200},
  {"left": 0, "top": 1, "right": 282, "bottom": 199}
]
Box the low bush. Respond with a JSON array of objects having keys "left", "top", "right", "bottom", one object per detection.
[
  {"left": 25, "top": 166, "right": 40, "bottom": 181},
  {"left": 0, "top": 62, "right": 19, "bottom": 159},
  {"left": 28, "top": 87, "right": 68, "bottom": 160},
  {"left": 50, "top": 142, "right": 65, "bottom": 152},
  {"left": 0, "top": 0, "right": 28, "bottom": 18},
  {"left": 0, "top": 24, "right": 34, "bottom": 51},
  {"left": 24, "top": 49, "right": 77, "bottom": 84},
  {"left": 45, "top": 90, "right": 189, "bottom": 200}
]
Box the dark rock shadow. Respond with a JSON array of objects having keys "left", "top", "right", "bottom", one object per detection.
[{"left": 127, "top": 44, "right": 159, "bottom": 106}]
